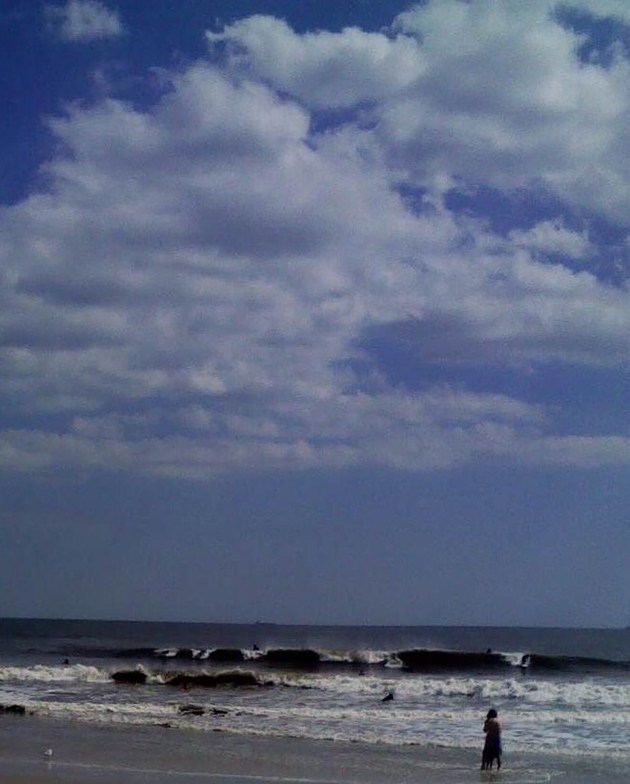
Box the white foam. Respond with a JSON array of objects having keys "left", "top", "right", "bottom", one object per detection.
[
  {"left": 270, "top": 671, "right": 630, "bottom": 710},
  {"left": 13, "top": 681, "right": 630, "bottom": 760},
  {"left": 34, "top": 698, "right": 175, "bottom": 726},
  {"left": 243, "top": 649, "right": 265, "bottom": 661},
  {"left": 0, "top": 664, "right": 108, "bottom": 684}
]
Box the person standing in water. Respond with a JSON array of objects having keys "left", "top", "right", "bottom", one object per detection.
[{"left": 481, "top": 708, "right": 502, "bottom": 770}]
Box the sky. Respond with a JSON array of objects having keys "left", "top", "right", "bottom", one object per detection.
[{"left": 0, "top": 0, "right": 629, "bottom": 628}]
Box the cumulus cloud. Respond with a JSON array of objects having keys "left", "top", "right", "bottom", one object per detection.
[
  {"left": 209, "top": 0, "right": 630, "bottom": 222},
  {"left": 1, "top": 0, "right": 629, "bottom": 478},
  {"left": 45, "top": 0, "right": 123, "bottom": 42},
  {"left": 206, "top": 16, "right": 426, "bottom": 108}
]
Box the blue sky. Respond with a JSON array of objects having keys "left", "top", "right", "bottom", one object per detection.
[{"left": 0, "top": 0, "right": 628, "bottom": 627}]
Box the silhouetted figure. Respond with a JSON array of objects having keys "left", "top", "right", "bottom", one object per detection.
[
  {"left": 382, "top": 690, "right": 394, "bottom": 702},
  {"left": 481, "top": 709, "right": 502, "bottom": 770}
]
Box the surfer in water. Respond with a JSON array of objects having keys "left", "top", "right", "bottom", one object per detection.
[{"left": 481, "top": 708, "right": 502, "bottom": 770}]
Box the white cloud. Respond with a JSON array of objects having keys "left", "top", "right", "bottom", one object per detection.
[
  {"left": 208, "top": 1, "right": 630, "bottom": 223},
  {"left": 206, "top": 15, "right": 426, "bottom": 108},
  {"left": 508, "top": 220, "right": 591, "bottom": 259},
  {"left": 45, "top": 0, "right": 123, "bottom": 42},
  {"left": 0, "top": 389, "right": 548, "bottom": 477},
  {"left": 521, "top": 435, "right": 630, "bottom": 467},
  {"left": 2, "top": 3, "right": 630, "bottom": 478}
]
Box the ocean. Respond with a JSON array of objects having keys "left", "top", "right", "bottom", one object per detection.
[{"left": 0, "top": 619, "right": 629, "bottom": 783}]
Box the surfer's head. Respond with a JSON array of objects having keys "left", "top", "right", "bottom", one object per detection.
[{"left": 486, "top": 709, "right": 498, "bottom": 719}]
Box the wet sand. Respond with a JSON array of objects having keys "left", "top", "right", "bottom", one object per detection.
[{"left": 0, "top": 715, "right": 624, "bottom": 784}]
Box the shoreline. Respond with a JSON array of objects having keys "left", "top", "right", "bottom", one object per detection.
[{"left": 0, "top": 715, "right": 625, "bottom": 784}]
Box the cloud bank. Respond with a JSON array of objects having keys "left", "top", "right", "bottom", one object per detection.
[{"left": 2, "top": 0, "right": 629, "bottom": 478}]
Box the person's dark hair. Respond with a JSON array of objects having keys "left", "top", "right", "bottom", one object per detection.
[{"left": 486, "top": 709, "right": 498, "bottom": 719}]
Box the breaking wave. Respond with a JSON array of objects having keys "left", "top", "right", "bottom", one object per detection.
[
  {"left": 14, "top": 641, "right": 629, "bottom": 676},
  {"left": 0, "top": 664, "right": 108, "bottom": 683},
  {"left": 111, "top": 646, "right": 630, "bottom": 675},
  {"left": 111, "top": 668, "right": 269, "bottom": 688}
]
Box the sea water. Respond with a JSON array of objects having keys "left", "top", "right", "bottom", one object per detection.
[{"left": 0, "top": 620, "right": 628, "bottom": 782}]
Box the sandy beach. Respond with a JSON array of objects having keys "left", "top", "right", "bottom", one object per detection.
[{"left": 0, "top": 714, "right": 626, "bottom": 784}]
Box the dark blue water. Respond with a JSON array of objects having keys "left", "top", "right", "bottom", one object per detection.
[{"left": 1, "top": 617, "right": 628, "bottom": 663}]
